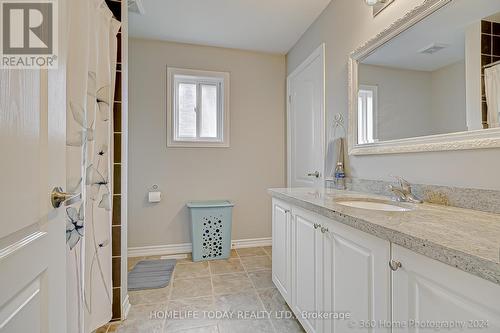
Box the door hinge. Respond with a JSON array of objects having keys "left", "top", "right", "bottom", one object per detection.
[{"left": 288, "top": 95, "right": 292, "bottom": 104}]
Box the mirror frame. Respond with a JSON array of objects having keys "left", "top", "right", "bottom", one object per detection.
[{"left": 348, "top": 0, "right": 500, "bottom": 155}]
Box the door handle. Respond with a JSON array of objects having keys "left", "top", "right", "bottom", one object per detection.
[
  {"left": 51, "top": 187, "right": 81, "bottom": 208},
  {"left": 307, "top": 171, "right": 320, "bottom": 178}
]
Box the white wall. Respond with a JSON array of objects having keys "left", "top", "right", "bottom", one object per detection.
[
  {"left": 287, "top": 0, "right": 500, "bottom": 190},
  {"left": 129, "top": 39, "right": 286, "bottom": 248}
]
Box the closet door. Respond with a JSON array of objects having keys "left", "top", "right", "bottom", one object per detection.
[
  {"left": 291, "top": 207, "right": 323, "bottom": 333},
  {"left": 287, "top": 44, "right": 325, "bottom": 188}
]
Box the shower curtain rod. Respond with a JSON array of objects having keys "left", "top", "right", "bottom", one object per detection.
[{"left": 483, "top": 59, "right": 500, "bottom": 69}]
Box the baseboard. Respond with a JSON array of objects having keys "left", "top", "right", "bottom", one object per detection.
[
  {"left": 128, "top": 237, "right": 271, "bottom": 257},
  {"left": 128, "top": 243, "right": 192, "bottom": 257},
  {"left": 231, "top": 237, "right": 272, "bottom": 249},
  {"left": 122, "top": 294, "right": 131, "bottom": 320}
]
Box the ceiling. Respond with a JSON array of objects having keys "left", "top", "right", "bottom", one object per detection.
[
  {"left": 128, "top": 0, "right": 332, "bottom": 54},
  {"left": 362, "top": 0, "right": 500, "bottom": 71},
  {"left": 486, "top": 12, "right": 500, "bottom": 23}
]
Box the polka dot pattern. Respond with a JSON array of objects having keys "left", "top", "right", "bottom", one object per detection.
[{"left": 201, "top": 215, "right": 224, "bottom": 259}]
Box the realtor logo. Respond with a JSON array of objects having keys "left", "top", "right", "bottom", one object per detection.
[{"left": 1, "top": 0, "right": 58, "bottom": 68}]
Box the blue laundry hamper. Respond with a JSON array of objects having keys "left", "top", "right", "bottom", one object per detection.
[{"left": 186, "top": 200, "right": 234, "bottom": 262}]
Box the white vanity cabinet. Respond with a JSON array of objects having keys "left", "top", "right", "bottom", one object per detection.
[
  {"left": 291, "top": 207, "right": 324, "bottom": 333},
  {"left": 321, "top": 217, "right": 391, "bottom": 333},
  {"left": 272, "top": 199, "right": 293, "bottom": 303},
  {"left": 271, "top": 197, "right": 500, "bottom": 333},
  {"left": 272, "top": 198, "right": 391, "bottom": 333},
  {"left": 391, "top": 245, "right": 500, "bottom": 333}
]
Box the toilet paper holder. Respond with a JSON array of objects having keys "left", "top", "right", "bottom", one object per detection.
[{"left": 148, "top": 184, "right": 161, "bottom": 203}]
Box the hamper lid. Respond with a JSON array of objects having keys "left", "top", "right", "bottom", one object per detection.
[{"left": 186, "top": 200, "right": 234, "bottom": 208}]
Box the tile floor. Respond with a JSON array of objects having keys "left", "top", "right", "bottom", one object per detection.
[{"left": 96, "top": 246, "right": 304, "bottom": 333}]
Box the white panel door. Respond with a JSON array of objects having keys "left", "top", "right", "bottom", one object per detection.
[
  {"left": 0, "top": 2, "right": 68, "bottom": 332},
  {"left": 321, "top": 217, "right": 391, "bottom": 333},
  {"left": 292, "top": 208, "right": 323, "bottom": 333},
  {"left": 392, "top": 245, "right": 500, "bottom": 333},
  {"left": 287, "top": 44, "right": 325, "bottom": 188},
  {"left": 272, "top": 199, "right": 292, "bottom": 303}
]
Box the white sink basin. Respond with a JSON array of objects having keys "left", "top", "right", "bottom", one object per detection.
[{"left": 335, "top": 199, "right": 413, "bottom": 212}]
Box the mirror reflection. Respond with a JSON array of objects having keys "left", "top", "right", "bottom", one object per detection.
[{"left": 357, "top": 0, "right": 500, "bottom": 145}]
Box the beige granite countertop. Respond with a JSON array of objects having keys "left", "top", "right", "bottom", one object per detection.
[{"left": 269, "top": 187, "right": 500, "bottom": 285}]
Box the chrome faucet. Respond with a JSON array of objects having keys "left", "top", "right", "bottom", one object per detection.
[{"left": 388, "top": 176, "right": 423, "bottom": 204}]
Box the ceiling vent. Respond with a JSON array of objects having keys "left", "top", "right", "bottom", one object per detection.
[
  {"left": 418, "top": 43, "right": 449, "bottom": 55},
  {"left": 128, "top": 0, "right": 145, "bottom": 14}
]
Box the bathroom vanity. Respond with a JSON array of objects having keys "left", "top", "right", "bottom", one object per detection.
[
  {"left": 276, "top": 0, "right": 500, "bottom": 330},
  {"left": 269, "top": 188, "right": 500, "bottom": 333}
]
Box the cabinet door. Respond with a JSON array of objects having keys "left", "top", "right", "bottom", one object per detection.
[
  {"left": 392, "top": 245, "right": 500, "bottom": 333},
  {"left": 272, "top": 199, "right": 292, "bottom": 302},
  {"left": 292, "top": 208, "right": 323, "bottom": 333},
  {"left": 322, "top": 217, "right": 391, "bottom": 333}
]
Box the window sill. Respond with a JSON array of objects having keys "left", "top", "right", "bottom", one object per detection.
[{"left": 167, "top": 140, "right": 230, "bottom": 148}]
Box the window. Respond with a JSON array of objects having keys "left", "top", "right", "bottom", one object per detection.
[
  {"left": 357, "top": 85, "right": 378, "bottom": 144},
  {"left": 167, "top": 67, "right": 230, "bottom": 147}
]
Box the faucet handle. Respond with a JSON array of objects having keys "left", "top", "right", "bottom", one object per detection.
[
  {"left": 388, "top": 185, "right": 406, "bottom": 201},
  {"left": 391, "top": 175, "right": 411, "bottom": 192},
  {"left": 389, "top": 177, "right": 423, "bottom": 204}
]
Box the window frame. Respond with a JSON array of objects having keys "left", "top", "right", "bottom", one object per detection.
[
  {"left": 167, "top": 67, "right": 230, "bottom": 147},
  {"left": 357, "top": 84, "right": 378, "bottom": 144}
]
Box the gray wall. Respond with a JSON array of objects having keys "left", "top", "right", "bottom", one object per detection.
[
  {"left": 129, "top": 39, "right": 286, "bottom": 248},
  {"left": 359, "top": 61, "right": 467, "bottom": 141},
  {"left": 359, "top": 64, "right": 434, "bottom": 141},
  {"left": 430, "top": 60, "right": 467, "bottom": 134},
  {"left": 287, "top": 0, "right": 500, "bottom": 190}
]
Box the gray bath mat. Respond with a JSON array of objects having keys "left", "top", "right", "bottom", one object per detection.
[{"left": 128, "top": 259, "right": 176, "bottom": 291}]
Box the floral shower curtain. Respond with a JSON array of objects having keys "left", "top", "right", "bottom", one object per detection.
[{"left": 66, "top": 0, "right": 120, "bottom": 332}]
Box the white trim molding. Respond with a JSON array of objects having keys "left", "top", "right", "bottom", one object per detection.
[
  {"left": 122, "top": 294, "right": 131, "bottom": 320},
  {"left": 348, "top": 0, "right": 500, "bottom": 155},
  {"left": 128, "top": 243, "right": 192, "bottom": 257},
  {"left": 128, "top": 237, "right": 272, "bottom": 258},
  {"left": 231, "top": 237, "right": 272, "bottom": 249}
]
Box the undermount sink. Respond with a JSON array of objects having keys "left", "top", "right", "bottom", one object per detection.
[{"left": 334, "top": 198, "right": 414, "bottom": 212}]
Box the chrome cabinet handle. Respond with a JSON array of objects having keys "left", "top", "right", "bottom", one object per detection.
[
  {"left": 307, "top": 171, "right": 320, "bottom": 178},
  {"left": 320, "top": 226, "right": 329, "bottom": 234},
  {"left": 313, "top": 223, "right": 320, "bottom": 229},
  {"left": 51, "top": 187, "right": 81, "bottom": 208},
  {"left": 389, "top": 260, "right": 402, "bottom": 271},
  {"left": 284, "top": 209, "right": 291, "bottom": 214}
]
